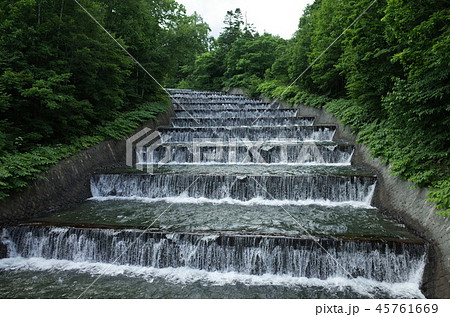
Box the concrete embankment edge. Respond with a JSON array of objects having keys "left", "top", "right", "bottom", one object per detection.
[{"left": 0, "top": 108, "right": 174, "bottom": 225}]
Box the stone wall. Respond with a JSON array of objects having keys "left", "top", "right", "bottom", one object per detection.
[
  {"left": 0, "top": 109, "right": 174, "bottom": 225},
  {"left": 294, "top": 103, "right": 450, "bottom": 298}
]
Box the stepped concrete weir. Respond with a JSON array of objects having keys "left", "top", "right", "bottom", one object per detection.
[{"left": 0, "top": 89, "right": 442, "bottom": 298}]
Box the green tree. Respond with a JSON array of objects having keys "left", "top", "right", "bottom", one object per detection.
[
  {"left": 336, "top": 0, "right": 397, "bottom": 123},
  {"left": 0, "top": 0, "right": 130, "bottom": 151},
  {"left": 0, "top": 0, "right": 210, "bottom": 198},
  {"left": 377, "top": 0, "right": 450, "bottom": 186},
  {"left": 217, "top": 8, "right": 245, "bottom": 51},
  {"left": 254, "top": 0, "right": 450, "bottom": 215},
  {"left": 224, "top": 34, "right": 286, "bottom": 92},
  {"left": 287, "top": 2, "right": 320, "bottom": 93},
  {"left": 182, "top": 8, "right": 285, "bottom": 93}
]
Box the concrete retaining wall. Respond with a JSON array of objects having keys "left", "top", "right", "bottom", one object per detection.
[{"left": 0, "top": 109, "right": 174, "bottom": 225}]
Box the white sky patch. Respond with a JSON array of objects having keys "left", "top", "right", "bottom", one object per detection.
[{"left": 177, "top": 0, "right": 314, "bottom": 39}]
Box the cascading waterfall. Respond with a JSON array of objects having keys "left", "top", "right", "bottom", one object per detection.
[
  {"left": 173, "top": 103, "right": 273, "bottom": 110},
  {"left": 1, "top": 226, "right": 427, "bottom": 284},
  {"left": 90, "top": 174, "right": 377, "bottom": 204},
  {"left": 157, "top": 126, "right": 336, "bottom": 142},
  {"left": 175, "top": 109, "right": 298, "bottom": 118},
  {"left": 0, "top": 89, "right": 428, "bottom": 299},
  {"left": 139, "top": 143, "right": 354, "bottom": 165},
  {"left": 171, "top": 117, "right": 315, "bottom": 127},
  {"left": 172, "top": 97, "right": 272, "bottom": 108}
]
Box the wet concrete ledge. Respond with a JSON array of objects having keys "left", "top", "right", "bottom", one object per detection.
[
  {"left": 14, "top": 221, "right": 427, "bottom": 245},
  {"left": 0, "top": 108, "right": 174, "bottom": 226}
]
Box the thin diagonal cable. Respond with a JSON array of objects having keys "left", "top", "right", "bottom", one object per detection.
[
  {"left": 249, "top": 176, "right": 373, "bottom": 298},
  {"left": 77, "top": 176, "right": 201, "bottom": 299},
  {"left": 252, "top": 0, "right": 378, "bottom": 125},
  {"left": 73, "top": 0, "right": 199, "bottom": 124}
]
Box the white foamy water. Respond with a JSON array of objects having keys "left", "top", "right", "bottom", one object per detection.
[
  {"left": 0, "top": 257, "right": 425, "bottom": 299},
  {"left": 89, "top": 195, "right": 376, "bottom": 209},
  {"left": 137, "top": 162, "right": 352, "bottom": 167}
]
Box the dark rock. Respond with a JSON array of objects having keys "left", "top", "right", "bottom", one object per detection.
[{"left": 0, "top": 241, "right": 7, "bottom": 259}]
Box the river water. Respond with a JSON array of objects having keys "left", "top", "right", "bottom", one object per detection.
[{"left": 0, "top": 89, "right": 427, "bottom": 299}]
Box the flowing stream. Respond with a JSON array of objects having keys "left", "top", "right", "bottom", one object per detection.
[{"left": 0, "top": 89, "right": 427, "bottom": 298}]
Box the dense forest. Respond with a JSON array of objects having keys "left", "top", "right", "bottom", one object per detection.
[
  {"left": 1, "top": 0, "right": 449, "bottom": 216},
  {"left": 0, "top": 0, "right": 209, "bottom": 198},
  {"left": 181, "top": 1, "right": 450, "bottom": 216}
]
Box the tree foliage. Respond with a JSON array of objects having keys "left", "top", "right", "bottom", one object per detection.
[
  {"left": 284, "top": 0, "right": 450, "bottom": 215},
  {"left": 183, "top": 1, "right": 450, "bottom": 216},
  {"left": 181, "top": 8, "right": 286, "bottom": 95},
  {"left": 0, "top": 0, "right": 209, "bottom": 198}
]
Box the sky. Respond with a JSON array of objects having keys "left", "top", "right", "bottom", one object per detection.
[{"left": 176, "top": 0, "right": 314, "bottom": 39}]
